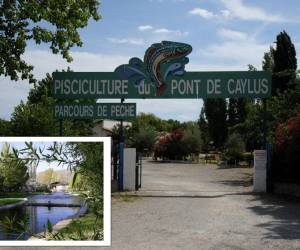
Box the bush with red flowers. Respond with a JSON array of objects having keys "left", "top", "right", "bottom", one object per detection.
[
  {"left": 154, "top": 129, "right": 185, "bottom": 160},
  {"left": 274, "top": 109, "right": 300, "bottom": 181},
  {"left": 153, "top": 128, "right": 202, "bottom": 160}
]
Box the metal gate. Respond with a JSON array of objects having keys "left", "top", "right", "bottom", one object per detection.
[{"left": 135, "top": 153, "right": 142, "bottom": 190}]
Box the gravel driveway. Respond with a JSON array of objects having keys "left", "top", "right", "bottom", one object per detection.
[{"left": 109, "top": 161, "right": 300, "bottom": 250}]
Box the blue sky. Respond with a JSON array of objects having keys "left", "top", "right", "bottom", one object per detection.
[
  {"left": 0, "top": 142, "right": 68, "bottom": 172},
  {"left": 1, "top": 0, "right": 300, "bottom": 122}
]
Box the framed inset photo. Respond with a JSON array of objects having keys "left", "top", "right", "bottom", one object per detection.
[{"left": 0, "top": 137, "right": 111, "bottom": 246}]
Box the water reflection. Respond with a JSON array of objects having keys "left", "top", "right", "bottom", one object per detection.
[{"left": 0, "top": 192, "right": 81, "bottom": 240}]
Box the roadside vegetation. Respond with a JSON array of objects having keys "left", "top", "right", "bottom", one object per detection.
[
  {"left": 0, "top": 198, "right": 24, "bottom": 206},
  {"left": 47, "top": 206, "right": 103, "bottom": 240}
]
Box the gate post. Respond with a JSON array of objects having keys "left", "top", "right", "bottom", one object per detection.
[
  {"left": 118, "top": 98, "right": 125, "bottom": 191},
  {"left": 266, "top": 143, "right": 273, "bottom": 193}
]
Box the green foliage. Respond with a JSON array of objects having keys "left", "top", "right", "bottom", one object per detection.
[
  {"left": 154, "top": 126, "right": 202, "bottom": 160},
  {"left": 231, "top": 101, "right": 264, "bottom": 151},
  {"left": 10, "top": 98, "right": 59, "bottom": 136},
  {"left": 271, "top": 31, "right": 297, "bottom": 95},
  {"left": 0, "top": 119, "right": 12, "bottom": 136},
  {"left": 49, "top": 208, "right": 103, "bottom": 240},
  {"left": 262, "top": 48, "right": 274, "bottom": 72},
  {"left": 131, "top": 112, "right": 173, "bottom": 132},
  {"left": 0, "top": 214, "right": 31, "bottom": 240},
  {"left": 228, "top": 98, "right": 247, "bottom": 127},
  {"left": 9, "top": 74, "right": 93, "bottom": 136},
  {"left": 221, "top": 133, "right": 245, "bottom": 164},
  {"left": 0, "top": 198, "right": 23, "bottom": 206},
  {"left": 274, "top": 109, "right": 300, "bottom": 181},
  {"left": 204, "top": 98, "right": 227, "bottom": 149},
  {"left": 182, "top": 123, "right": 202, "bottom": 156},
  {"left": 131, "top": 127, "right": 157, "bottom": 154},
  {"left": 35, "top": 184, "right": 50, "bottom": 193},
  {"left": 197, "top": 107, "right": 210, "bottom": 152},
  {"left": 47, "top": 219, "right": 53, "bottom": 233},
  {"left": 0, "top": 143, "right": 29, "bottom": 191},
  {"left": 63, "top": 142, "right": 104, "bottom": 212},
  {"left": 0, "top": 0, "right": 100, "bottom": 83},
  {"left": 267, "top": 78, "right": 300, "bottom": 141}
]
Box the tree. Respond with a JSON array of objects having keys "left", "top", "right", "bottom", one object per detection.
[
  {"left": 204, "top": 98, "right": 227, "bottom": 149},
  {"left": 182, "top": 124, "right": 202, "bottom": 157},
  {"left": 131, "top": 127, "right": 156, "bottom": 154},
  {"left": 274, "top": 109, "right": 300, "bottom": 181},
  {"left": 221, "top": 133, "right": 245, "bottom": 164},
  {"left": 0, "top": 143, "right": 29, "bottom": 191},
  {"left": 0, "top": 0, "right": 100, "bottom": 83},
  {"left": 262, "top": 48, "right": 274, "bottom": 72},
  {"left": 197, "top": 107, "right": 209, "bottom": 152},
  {"left": 228, "top": 98, "right": 247, "bottom": 127},
  {"left": 10, "top": 74, "right": 93, "bottom": 136},
  {"left": 0, "top": 119, "right": 11, "bottom": 136},
  {"left": 39, "top": 168, "right": 56, "bottom": 186},
  {"left": 10, "top": 98, "right": 59, "bottom": 136},
  {"left": 272, "top": 31, "right": 297, "bottom": 95}
]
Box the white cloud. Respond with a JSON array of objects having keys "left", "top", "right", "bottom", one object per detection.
[
  {"left": 199, "top": 41, "right": 269, "bottom": 68},
  {"left": 217, "top": 28, "right": 248, "bottom": 41},
  {"left": 107, "top": 37, "right": 145, "bottom": 46},
  {"left": 220, "top": 0, "right": 287, "bottom": 22},
  {"left": 187, "top": 62, "right": 249, "bottom": 71},
  {"left": 138, "top": 25, "right": 153, "bottom": 31},
  {"left": 188, "top": 8, "right": 216, "bottom": 19},
  {"left": 153, "top": 28, "right": 189, "bottom": 36}
]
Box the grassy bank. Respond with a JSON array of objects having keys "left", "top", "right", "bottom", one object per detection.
[
  {"left": 0, "top": 192, "right": 50, "bottom": 207},
  {"left": 48, "top": 208, "right": 103, "bottom": 240},
  {"left": 0, "top": 198, "right": 24, "bottom": 206}
]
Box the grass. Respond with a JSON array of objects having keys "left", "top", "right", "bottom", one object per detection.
[
  {"left": 49, "top": 208, "right": 103, "bottom": 240},
  {"left": 0, "top": 192, "right": 50, "bottom": 207},
  {"left": 0, "top": 191, "right": 49, "bottom": 199},
  {"left": 112, "top": 193, "right": 142, "bottom": 202},
  {"left": 0, "top": 198, "right": 24, "bottom": 206}
]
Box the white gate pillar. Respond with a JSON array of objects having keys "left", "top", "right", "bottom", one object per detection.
[
  {"left": 253, "top": 150, "right": 267, "bottom": 192},
  {"left": 124, "top": 148, "right": 136, "bottom": 191}
]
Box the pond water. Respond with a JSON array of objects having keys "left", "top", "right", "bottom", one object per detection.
[{"left": 0, "top": 192, "right": 82, "bottom": 240}]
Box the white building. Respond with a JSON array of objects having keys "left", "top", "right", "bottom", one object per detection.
[{"left": 93, "top": 119, "right": 132, "bottom": 136}]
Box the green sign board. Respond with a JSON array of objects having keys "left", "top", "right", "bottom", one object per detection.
[
  {"left": 53, "top": 41, "right": 271, "bottom": 100},
  {"left": 54, "top": 103, "right": 136, "bottom": 119},
  {"left": 53, "top": 71, "right": 271, "bottom": 99}
]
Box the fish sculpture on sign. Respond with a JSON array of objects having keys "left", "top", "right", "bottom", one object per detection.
[{"left": 115, "top": 41, "right": 192, "bottom": 96}]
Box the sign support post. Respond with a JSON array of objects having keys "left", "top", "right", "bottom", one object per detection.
[
  {"left": 118, "top": 98, "right": 125, "bottom": 191},
  {"left": 263, "top": 98, "right": 272, "bottom": 193}
]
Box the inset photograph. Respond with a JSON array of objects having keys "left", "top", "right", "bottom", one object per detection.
[{"left": 0, "top": 137, "right": 110, "bottom": 246}]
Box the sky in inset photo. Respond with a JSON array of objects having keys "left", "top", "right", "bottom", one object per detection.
[{"left": 0, "top": 142, "right": 69, "bottom": 172}]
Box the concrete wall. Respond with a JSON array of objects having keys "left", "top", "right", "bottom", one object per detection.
[
  {"left": 124, "top": 148, "right": 136, "bottom": 191},
  {"left": 253, "top": 150, "right": 267, "bottom": 192}
]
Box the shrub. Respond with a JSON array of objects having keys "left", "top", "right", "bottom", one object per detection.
[
  {"left": 274, "top": 109, "right": 300, "bottom": 180},
  {"left": 154, "top": 128, "right": 202, "bottom": 160},
  {"left": 221, "top": 133, "right": 245, "bottom": 164},
  {"left": 131, "top": 127, "right": 156, "bottom": 154}
]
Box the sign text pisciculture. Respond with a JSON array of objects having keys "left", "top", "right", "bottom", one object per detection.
[{"left": 53, "top": 71, "right": 271, "bottom": 99}]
